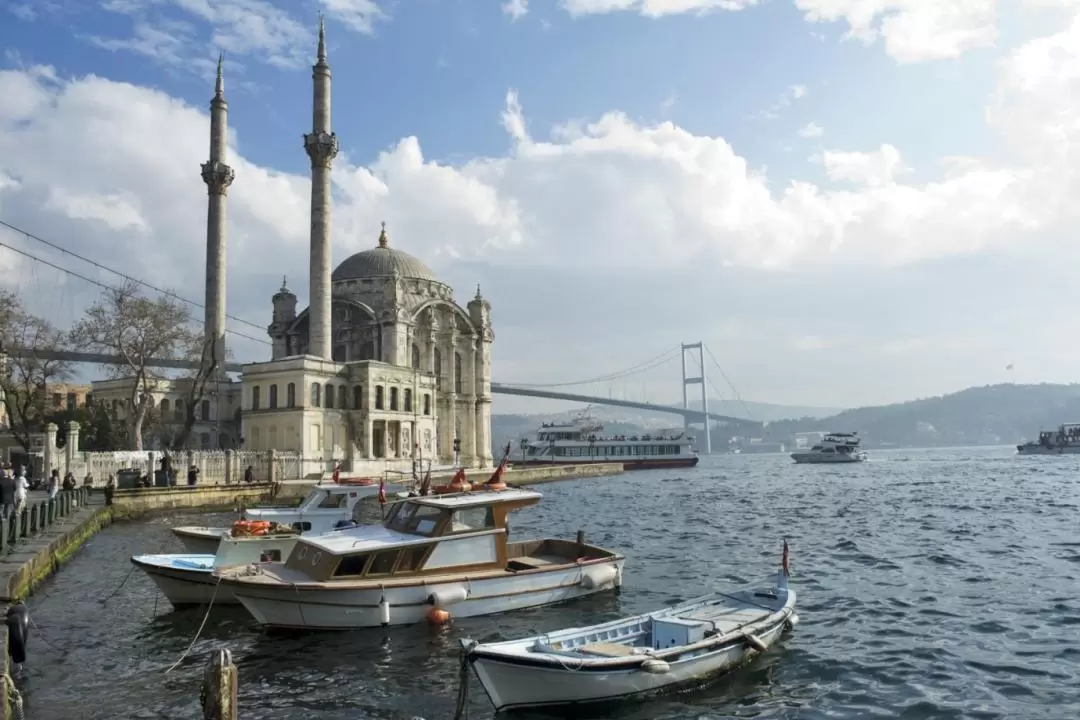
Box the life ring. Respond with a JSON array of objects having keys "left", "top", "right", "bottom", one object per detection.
[{"left": 339, "top": 477, "right": 376, "bottom": 486}]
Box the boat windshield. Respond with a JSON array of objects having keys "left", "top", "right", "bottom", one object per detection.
[{"left": 386, "top": 501, "right": 444, "bottom": 537}]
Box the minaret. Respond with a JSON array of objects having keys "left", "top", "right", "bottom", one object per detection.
[
  {"left": 201, "top": 54, "right": 234, "bottom": 373},
  {"left": 304, "top": 17, "right": 338, "bottom": 360}
]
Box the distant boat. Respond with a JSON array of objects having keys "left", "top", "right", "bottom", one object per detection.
[
  {"left": 1016, "top": 423, "right": 1080, "bottom": 454},
  {"left": 460, "top": 542, "right": 798, "bottom": 713},
  {"left": 516, "top": 413, "right": 699, "bottom": 470},
  {"left": 790, "top": 432, "right": 867, "bottom": 464}
]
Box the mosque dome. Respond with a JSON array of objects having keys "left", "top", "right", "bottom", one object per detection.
[{"left": 332, "top": 223, "right": 438, "bottom": 282}]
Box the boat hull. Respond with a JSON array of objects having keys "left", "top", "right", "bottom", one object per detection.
[
  {"left": 790, "top": 452, "right": 865, "bottom": 464},
  {"left": 172, "top": 526, "right": 228, "bottom": 554},
  {"left": 131, "top": 554, "right": 238, "bottom": 607},
  {"left": 226, "top": 558, "right": 625, "bottom": 630},
  {"left": 1016, "top": 444, "right": 1080, "bottom": 455},
  {"left": 514, "top": 457, "right": 699, "bottom": 471},
  {"left": 469, "top": 607, "right": 791, "bottom": 712}
]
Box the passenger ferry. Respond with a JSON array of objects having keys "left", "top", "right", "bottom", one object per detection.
[
  {"left": 516, "top": 415, "right": 699, "bottom": 470},
  {"left": 1017, "top": 422, "right": 1080, "bottom": 454}
]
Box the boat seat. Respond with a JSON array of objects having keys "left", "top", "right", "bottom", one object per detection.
[
  {"left": 578, "top": 642, "right": 637, "bottom": 657},
  {"left": 508, "top": 556, "right": 554, "bottom": 571}
]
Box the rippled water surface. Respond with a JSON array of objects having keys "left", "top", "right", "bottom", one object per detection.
[{"left": 17, "top": 447, "right": 1080, "bottom": 719}]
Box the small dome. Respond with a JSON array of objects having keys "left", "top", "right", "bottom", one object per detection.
[{"left": 331, "top": 223, "right": 439, "bottom": 283}]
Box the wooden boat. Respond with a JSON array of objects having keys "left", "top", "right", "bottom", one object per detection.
[
  {"left": 214, "top": 487, "right": 626, "bottom": 630},
  {"left": 131, "top": 522, "right": 350, "bottom": 608},
  {"left": 460, "top": 542, "right": 797, "bottom": 713},
  {"left": 171, "top": 480, "right": 397, "bottom": 553}
]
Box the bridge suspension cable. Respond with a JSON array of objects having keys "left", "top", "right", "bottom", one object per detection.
[
  {"left": 0, "top": 239, "right": 270, "bottom": 346},
  {"left": 504, "top": 344, "right": 682, "bottom": 389},
  {"left": 704, "top": 343, "right": 754, "bottom": 420},
  {"left": 0, "top": 218, "right": 270, "bottom": 340}
]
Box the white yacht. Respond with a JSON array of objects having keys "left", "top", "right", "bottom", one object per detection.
[
  {"left": 172, "top": 480, "right": 398, "bottom": 554},
  {"left": 517, "top": 413, "right": 698, "bottom": 470},
  {"left": 790, "top": 432, "right": 867, "bottom": 464},
  {"left": 215, "top": 487, "right": 626, "bottom": 630}
]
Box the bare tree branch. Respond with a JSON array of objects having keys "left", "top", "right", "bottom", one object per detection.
[
  {"left": 69, "top": 280, "right": 195, "bottom": 450},
  {"left": 0, "top": 290, "right": 72, "bottom": 453}
]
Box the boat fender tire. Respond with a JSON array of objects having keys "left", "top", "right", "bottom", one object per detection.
[
  {"left": 428, "top": 587, "right": 469, "bottom": 607},
  {"left": 641, "top": 658, "right": 670, "bottom": 674},
  {"left": 6, "top": 603, "right": 29, "bottom": 664}
]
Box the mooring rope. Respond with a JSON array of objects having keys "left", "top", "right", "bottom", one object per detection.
[
  {"left": 450, "top": 647, "right": 471, "bottom": 720},
  {"left": 164, "top": 576, "right": 221, "bottom": 674},
  {"left": 3, "top": 673, "right": 24, "bottom": 720}
]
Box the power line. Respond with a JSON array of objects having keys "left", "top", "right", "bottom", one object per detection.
[
  {"left": 0, "top": 241, "right": 271, "bottom": 346},
  {"left": 505, "top": 344, "right": 682, "bottom": 388},
  {"left": 704, "top": 344, "right": 754, "bottom": 420},
  {"left": 0, "top": 217, "right": 269, "bottom": 336}
]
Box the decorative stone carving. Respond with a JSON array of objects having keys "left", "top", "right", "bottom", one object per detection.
[
  {"left": 304, "top": 131, "right": 339, "bottom": 169},
  {"left": 201, "top": 160, "right": 235, "bottom": 196},
  {"left": 424, "top": 429, "right": 432, "bottom": 450}
]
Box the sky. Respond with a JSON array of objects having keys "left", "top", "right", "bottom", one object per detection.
[{"left": 0, "top": 0, "right": 1079, "bottom": 417}]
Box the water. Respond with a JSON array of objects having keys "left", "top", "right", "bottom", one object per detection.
[{"left": 16, "top": 447, "right": 1080, "bottom": 720}]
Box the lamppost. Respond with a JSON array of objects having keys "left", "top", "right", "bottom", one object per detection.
[
  {"left": 519, "top": 437, "right": 528, "bottom": 462},
  {"left": 453, "top": 436, "right": 461, "bottom": 468}
]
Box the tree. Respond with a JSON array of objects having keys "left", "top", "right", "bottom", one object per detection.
[
  {"left": 70, "top": 280, "right": 196, "bottom": 451},
  {"left": 169, "top": 331, "right": 226, "bottom": 451},
  {"left": 0, "top": 290, "right": 72, "bottom": 453},
  {"left": 44, "top": 403, "right": 122, "bottom": 452}
]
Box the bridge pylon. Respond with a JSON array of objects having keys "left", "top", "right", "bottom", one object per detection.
[{"left": 680, "top": 342, "right": 711, "bottom": 455}]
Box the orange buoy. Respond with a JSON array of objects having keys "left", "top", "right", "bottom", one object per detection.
[{"left": 426, "top": 607, "right": 451, "bottom": 625}]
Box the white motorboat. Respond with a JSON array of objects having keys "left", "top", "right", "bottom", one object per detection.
[
  {"left": 790, "top": 432, "right": 867, "bottom": 464},
  {"left": 172, "top": 479, "right": 398, "bottom": 553},
  {"left": 131, "top": 526, "right": 324, "bottom": 608},
  {"left": 461, "top": 542, "right": 797, "bottom": 713},
  {"left": 214, "top": 485, "right": 626, "bottom": 630},
  {"left": 1016, "top": 423, "right": 1080, "bottom": 454}
]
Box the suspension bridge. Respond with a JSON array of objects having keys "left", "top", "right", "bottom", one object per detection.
[{"left": 0, "top": 219, "right": 759, "bottom": 452}]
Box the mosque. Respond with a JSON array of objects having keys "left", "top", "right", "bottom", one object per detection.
[{"left": 203, "top": 21, "right": 495, "bottom": 473}]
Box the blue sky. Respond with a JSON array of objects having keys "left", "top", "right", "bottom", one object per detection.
[{"left": 1, "top": 0, "right": 1079, "bottom": 411}]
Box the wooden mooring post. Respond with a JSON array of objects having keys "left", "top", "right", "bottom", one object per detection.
[{"left": 200, "top": 649, "right": 238, "bottom": 720}]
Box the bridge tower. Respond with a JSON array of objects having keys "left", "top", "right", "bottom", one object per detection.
[{"left": 680, "top": 342, "right": 711, "bottom": 455}]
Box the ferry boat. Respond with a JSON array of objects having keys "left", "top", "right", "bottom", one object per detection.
[
  {"left": 214, "top": 486, "right": 626, "bottom": 630},
  {"left": 790, "top": 432, "right": 867, "bottom": 464},
  {"left": 516, "top": 416, "right": 699, "bottom": 471},
  {"left": 171, "top": 480, "right": 398, "bottom": 554},
  {"left": 1016, "top": 423, "right": 1080, "bottom": 454}
]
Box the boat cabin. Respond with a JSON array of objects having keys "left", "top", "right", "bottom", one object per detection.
[
  {"left": 244, "top": 482, "right": 373, "bottom": 533},
  {"left": 278, "top": 488, "right": 613, "bottom": 582}
]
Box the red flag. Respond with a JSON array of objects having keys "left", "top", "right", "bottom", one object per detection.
[
  {"left": 332, "top": 462, "right": 341, "bottom": 485},
  {"left": 419, "top": 465, "right": 432, "bottom": 495},
  {"left": 378, "top": 476, "right": 387, "bottom": 505},
  {"left": 485, "top": 442, "right": 513, "bottom": 486},
  {"left": 781, "top": 540, "right": 790, "bottom": 577}
]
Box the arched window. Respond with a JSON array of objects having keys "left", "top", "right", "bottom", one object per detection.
[
  {"left": 390, "top": 387, "right": 399, "bottom": 411},
  {"left": 252, "top": 386, "right": 261, "bottom": 411},
  {"left": 338, "top": 385, "right": 347, "bottom": 409},
  {"left": 375, "top": 386, "right": 384, "bottom": 410},
  {"left": 325, "top": 383, "right": 335, "bottom": 409},
  {"left": 404, "top": 389, "right": 413, "bottom": 413},
  {"left": 269, "top": 384, "right": 278, "bottom": 409},
  {"left": 175, "top": 398, "right": 185, "bottom": 422},
  {"left": 423, "top": 393, "right": 431, "bottom": 416},
  {"left": 287, "top": 383, "right": 296, "bottom": 408},
  {"left": 353, "top": 385, "right": 363, "bottom": 409},
  {"left": 160, "top": 399, "right": 170, "bottom": 416},
  {"left": 411, "top": 343, "right": 421, "bottom": 369},
  {"left": 454, "top": 352, "right": 463, "bottom": 394},
  {"left": 311, "top": 383, "right": 321, "bottom": 408},
  {"left": 434, "top": 348, "right": 442, "bottom": 390},
  {"left": 201, "top": 399, "right": 211, "bottom": 421}
]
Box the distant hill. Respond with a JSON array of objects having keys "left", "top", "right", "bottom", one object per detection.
[
  {"left": 764, "top": 383, "right": 1080, "bottom": 448},
  {"left": 684, "top": 398, "right": 843, "bottom": 422}
]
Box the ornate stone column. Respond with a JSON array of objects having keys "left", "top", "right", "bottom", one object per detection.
[
  {"left": 43, "top": 423, "right": 58, "bottom": 478},
  {"left": 65, "top": 421, "right": 80, "bottom": 475},
  {"left": 364, "top": 419, "right": 374, "bottom": 459}
]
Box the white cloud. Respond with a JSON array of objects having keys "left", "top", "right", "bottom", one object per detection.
[
  {"left": 318, "top": 0, "right": 389, "bottom": 35},
  {"left": 798, "top": 122, "right": 824, "bottom": 138},
  {"left": 561, "top": 0, "right": 759, "bottom": 17},
  {"left": 794, "top": 0, "right": 998, "bottom": 63},
  {"left": 503, "top": 0, "right": 530, "bottom": 21},
  {"left": 1, "top": 11, "right": 1079, "bottom": 402},
  {"left": 754, "top": 84, "right": 808, "bottom": 120}
]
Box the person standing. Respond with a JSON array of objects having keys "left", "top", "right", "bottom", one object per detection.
[
  {"left": 46, "top": 468, "right": 60, "bottom": 502},
  {"left": 0, "top": 467, "right": 14, "bottom": 519},
  {"left": 13, "top": 468, "right": 28, "bottom": 517},
  {"left": 187, "top": 464, "right": 199, "bottom": 486}
]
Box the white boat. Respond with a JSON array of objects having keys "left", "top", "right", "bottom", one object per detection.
[
  {"left": 517, "top": 412, "right": 699, "bottom": 471},
  {"left": 131, "top": 528, "right": 321, "bottom": 608},
  {"left": 790, "top": 432, "right": 867, "bottom": 464},
  {"left": 214, "top": 486, "right": 626, "bottom": 630},
  {"left": 172, "top": 480, "right": 397, "bottom": 553},
  {"left": 461, "top": 542, "right": 798, "bottom": 713},
  {"left": 1017, "top": 423, "right": 1080, "bottom": 454}
]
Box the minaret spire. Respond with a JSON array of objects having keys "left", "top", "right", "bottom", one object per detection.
[
  {"left": 201, "top": 51, "right": 234, "bottom": 385},
  {"left": 304, "top": 17, "right": 338, "bottom": 360}
]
